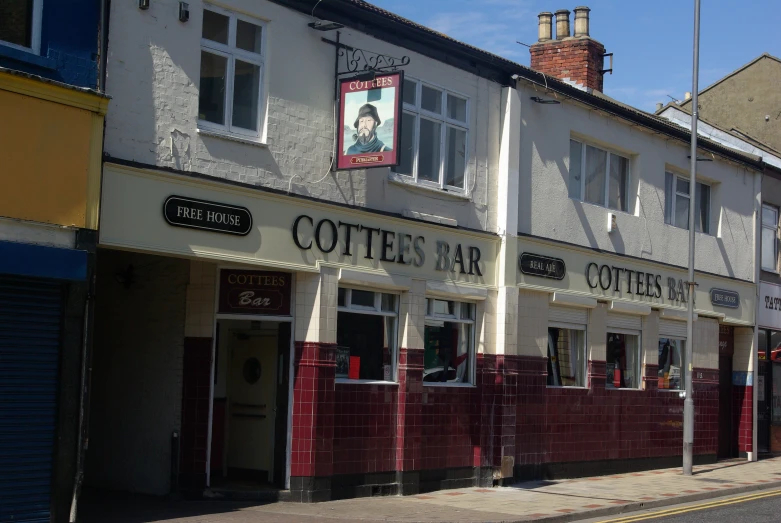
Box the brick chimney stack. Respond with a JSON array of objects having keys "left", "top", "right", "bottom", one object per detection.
[{"left": 529, "top": 6, "right": 607, "bottom": 92}]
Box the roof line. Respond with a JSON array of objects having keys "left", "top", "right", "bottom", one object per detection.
[{"left": 681, "top": 53, "right": 780, "bottom": 106}]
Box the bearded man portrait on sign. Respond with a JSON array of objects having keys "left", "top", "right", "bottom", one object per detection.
[{"left": 346, "top": 103, "right": 391, "bottom": 154}]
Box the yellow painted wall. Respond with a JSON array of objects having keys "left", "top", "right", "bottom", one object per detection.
[{"left": 0, "top": 76, "right": 106, "bottom": 229}]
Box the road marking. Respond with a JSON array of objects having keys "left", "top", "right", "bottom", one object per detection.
[{"left": 594, "top": 489, "right": 781, "bottom": 522}]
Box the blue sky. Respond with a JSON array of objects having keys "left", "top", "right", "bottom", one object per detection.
[{"left": 369, "top": 0, "right": 781, "bottom": 112}]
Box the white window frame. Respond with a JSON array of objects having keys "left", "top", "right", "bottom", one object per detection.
[
  {"left": 0, "top": 0, "right": 43, "bottom": 54},
  {"left": 547, "top": 321, "right": 587, "bottom": 389},
  {"left": 569, "top": 139, "right": 631, "bottom": 212},
  {"left": 665, "top": 172, "right": 711, "bottom": 234},
  {"left": 423, "top": 298, "right": 476, "bottom": 387},
  {"left": 391, "top": 77, "right": 470, "bottom": 194},
  {"left": 762, "top": 203, "right": 779, "bottom": 272},
  {"left": 198, "top": 4, "right": 266, "bottom": 141},
  {"left": 605, "top": 329, "right": 642, "bottom": 390},
  {"left": 336, "top": 287, "right": 399, "bottom": 384},
  {"left": 657, "top": 336, "right": 686, "bottom": 392}
]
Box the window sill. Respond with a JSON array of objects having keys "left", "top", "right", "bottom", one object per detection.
[
  {"left": 570, "top": 198, "right": 632, "bottom": 216},
  {"left": 606, "top": 387, "right": 643, "bottom": 391},
  {"left": 388, "top": 173, "right": 471, "bottom": 201},
  {"left": 665, "top": 223, "right": 714, "bottom": 237},
  {"left": 546, "top": 385, "right": 588, "bottom": 390},
  {"left": 657, "top": 388, "right": 684, "bottom": 393},
  {"left": 423, "top": 382, "right": 475, "bottom": 388},
  {"left": 0, "top": 44, "right": 53, "bottom": 70},
  {"left": 334, "top": 379, "right": 398, "bottom": 386},
  {"left": 197, "top": 127, "right": 268, "bottom": 148},
  {"left": 762, "top": 268, "right": 780, "bottom": 275}
]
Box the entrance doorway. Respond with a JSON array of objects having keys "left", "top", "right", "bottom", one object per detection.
[{"left": 210, "top": 320, "right": 291, "bottom": 489}]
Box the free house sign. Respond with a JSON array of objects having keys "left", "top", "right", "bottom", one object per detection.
[{"left": 163, "top": 195, "right": 252, "bottom": 236}]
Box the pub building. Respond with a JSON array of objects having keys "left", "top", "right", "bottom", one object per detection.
[{"left": 82, "top": 0, "right": 765, "bottom": 507}]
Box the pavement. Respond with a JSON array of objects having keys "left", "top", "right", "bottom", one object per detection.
[{"left": 80, "top": 457, "right": 781, "bottom": 523}]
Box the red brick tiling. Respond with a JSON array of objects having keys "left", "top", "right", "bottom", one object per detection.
[
  {"left": 291, "top": 342, "right": 336, "bottom": 478},
  {"left": 530, "top": 38, "right": 607, "bottom": 92},
  {"left": 734, "top": 385, "right": 753, "bottom": 453},
  {"left": 395, "top": 348, "right": 423, "bottom": 473},
  {"left": 515, "top": 356, "right": 720, "bottom": 469},
  {"left": 179, "top": 337, "right": 213, "bottom": 490}
]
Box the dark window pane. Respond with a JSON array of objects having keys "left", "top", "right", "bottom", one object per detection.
[
  {"left": 231, "top": 59, "right": 260, "bottom": 131},
  {"left": 350, "top": 289, "right": 374, "bottom": 308},
  {"left": 0, "top": 0, "right": 33, "bottom": 48},
  {"left": 337, "top": 287, "right": 346, "bottom": 307},
  {"left": 418, "top": 118, "right": 441, "bottom": 183},
  {"left": 664, "top": 172, "right": 674, "bottom": 224},
  {"left": 198, "top": 51, "right": 227, "bottom": 125},
  {"left": 397, "top": 112, "right": 416, "bottom": 176},
  {"left": 584, "top": 145, "right": 606, "bottom": 205},
  {"left": 202, "top": 10, "right": 229, "bottom": 44},
  {"left": 336, "top": 312, "right": 394, "bottom": 381},
  {"left": 676, "top": 177, "right": 690, "bottom": 195},
  {"left": 424, "top": 322, "right": 471, "bottom": 383},
  {"left": 446, "top": 94, "right": 467, "bottom": 122},
  {"left": 444, "top": 126, "right": 466, "bottom": 188},
  {"left": 381, "top": 294, "right": 396, "bottom": 312},
  {"left": 421, "top": 85, "right": 442, "bottom": 113},
  {"left": 547, "top": 327, "right": 586, "bottom": 387},
  {"left": 431, "top": 300, "right": 454, "bottom": 316},
  {"left": 696, "top": 182, "right": 710, "bottom": 234},
  {"left": 402, "top": 79, "right": 417, "bottom": 105},
  {"left": 236, "top": 19, "right": 262, "bottom": 53},
  {"left": 658, "top": 338, "right": 684, "bottom": 390},
  {"left": 606, "top": 333, "right": 639, "bottom": 389},
  {"left": 608, "top": 154, "right": 628, "bottom": 212},
  {"left": 675, "top": 194, "right": 690, "bottom": 230}
]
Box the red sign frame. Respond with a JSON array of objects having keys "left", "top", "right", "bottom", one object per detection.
[
  {"left": 336, "top": 71, "right": 403, "bottom": 171},
  {"left": 218, "top": 270, "right": 291, "bottom": 316}
]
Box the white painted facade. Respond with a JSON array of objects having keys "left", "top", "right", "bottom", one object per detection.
[
  {"left": 103, "top": 0, "right": 502, "bottom": 233},
  {"left": 516, "top": 81, "right": 761, "bottom": 282}
]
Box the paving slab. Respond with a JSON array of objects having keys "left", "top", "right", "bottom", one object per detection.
[{"left": 80, "top": 457, "right": 781, "bottom": 523}]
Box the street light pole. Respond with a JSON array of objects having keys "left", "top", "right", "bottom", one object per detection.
[{"left": 683, "top": 0, "right": 701, "bottom": 477}]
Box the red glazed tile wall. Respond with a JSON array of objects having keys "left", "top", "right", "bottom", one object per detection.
[
  {"left": 516, "top": 357, "right": 719, "bottom": 467},
  {"left": 332, "top": 383, "right": 397, "bottom": 475},
  {"left": 733, "top": 385, "right": 753, "bottom": 453},
  {"left": 180, "top": 337, "right": 213, "bottom": 489},
  {"left": 291, "top": 342, "right": 336, "bottom": 478},
  {"left": 396, "top": 348, "right": 423, "bottom": 472}
]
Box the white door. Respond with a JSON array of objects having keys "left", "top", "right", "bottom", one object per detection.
[{"left": 227, "top": 332, "right": 278, "bottom": 478}]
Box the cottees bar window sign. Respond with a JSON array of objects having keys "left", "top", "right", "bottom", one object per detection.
[{"left": 337, "top": 71, "right": 403, "bottom": 170}]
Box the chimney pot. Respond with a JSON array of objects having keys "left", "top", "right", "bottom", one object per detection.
[
  {"left": 684, "top": 92, "right": 692, "bottom": 101},
  {"left": 537, "top": 12, "right": 553, "bottom": 42},
  {"left": 573, "top": 6, "right": 590, "bottom": 37},
  {"left": 555, "top": 9, "right": 571, "bottom": 40},
  {"left": 656, "top": 102, "right": 663, "bottom": 112}
]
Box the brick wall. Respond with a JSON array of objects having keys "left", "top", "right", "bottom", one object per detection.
[{"left": 530, "top": 38, "right": 606, "bottom": 92}]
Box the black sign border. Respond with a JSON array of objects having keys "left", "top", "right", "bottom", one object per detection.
[
  {"left": 164, "top": 195, "right": 253, "bottom": 236},
  {"left": 519, "top": 252, "right": 567, "bottom": 281},
  {"left": 710, "top": 287, "right": 739, "bottom": 309}
]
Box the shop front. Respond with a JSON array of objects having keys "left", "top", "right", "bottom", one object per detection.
[
  {"left": 512, "top": 236, "right": 755, "bottom": 478},
  {"left": 758, "top": 282, "right": 781, "bottom": 453},
  {"left": 88, "top": 162, "right": 500, "bottom": 500}
]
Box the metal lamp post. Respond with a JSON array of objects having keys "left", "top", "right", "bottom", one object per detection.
[{"left": 683, "top": 0, "right": 702, "bottom": 476}]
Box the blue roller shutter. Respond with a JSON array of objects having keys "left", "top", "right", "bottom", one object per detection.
[{"left": 0, "top": 276, "right": 63, "bottom": 523}]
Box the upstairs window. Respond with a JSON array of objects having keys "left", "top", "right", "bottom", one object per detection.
[
  {"left": 762, "top": 204, "right": 779, "bottom": 272},
  {"left": 569, "top": 139, "right": 630, "bottom": 212},
  {"left": 664, "top": 172, "right": 710, "bottom": 234},
  {"left": 0, "top": 0, "right": 42, "bottom": 53},
  {"left": 198, "top": 6, "right": 265, "bottom": 139},
  {"left": 395, "top": 78, "right": 469, "bottom": 192}
]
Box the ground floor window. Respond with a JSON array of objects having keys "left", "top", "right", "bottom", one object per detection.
[
  {"left": 547, "top": 325, "right": 586, "bottom": 387},
  {"left": 606, "top": 332, "right": 640, "bottom": 389},
  {"left": 658, "top": 337, "right": 685, "bottom": 390},
  {"left": 423, "top": 298, "right": 475, "bottom": 384},
  {"left": 336, "top": 288, "right": 398, "bottom": 382}
]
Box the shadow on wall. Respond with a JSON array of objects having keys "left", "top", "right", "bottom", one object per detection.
[{"left": 85, "top": 250, "right": 189, "bottom": 496}]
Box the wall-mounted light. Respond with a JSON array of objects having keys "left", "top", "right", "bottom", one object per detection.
[
  {"left": 308, "top": 20, "right": 345, "bottom": 31},
  {"left": 530, "top": 96, "right": 560, "bottom": 105},
  {"left": 179, "top": 2, "right": 189, "bottom": 22},
  {"left": 138, "top": 0, "right": 149, "bottom": 9}
]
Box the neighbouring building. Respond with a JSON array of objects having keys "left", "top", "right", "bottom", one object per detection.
[
  {"left": 658, "top": 55, "right": 781, "bottom": 457},
  {"left": 83, "top": 0, "right": 766, "bottom": 507},
  {"left": 0, "top": 1, "right": 108, "bottom": 522}
]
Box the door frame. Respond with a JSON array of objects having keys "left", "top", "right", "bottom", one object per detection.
[{"left": 206, "top": 266, "right": 296, "bottom": 490}]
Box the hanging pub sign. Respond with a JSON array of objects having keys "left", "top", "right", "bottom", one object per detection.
[
  {"left": 519, "top": 252, "right": 566, "bottom": 280},
  {"left": 218, "top": 270, "right": 292, "bottom": 316},
  {"left": 163, "top": 196, "right": 252, "bottom": 236},
  {"left": 337, "top": 71, "right": 403, "bottom": 170}
]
